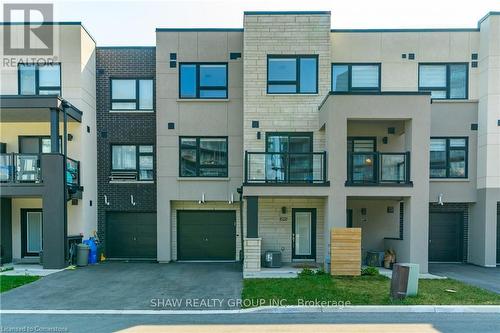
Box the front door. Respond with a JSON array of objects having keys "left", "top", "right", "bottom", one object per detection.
[
  {"left": 292, "top": 208, "right": 316, "bottom": 260},
  {"left": 21, "top": 209, "right": 43, "bottom": 257}
]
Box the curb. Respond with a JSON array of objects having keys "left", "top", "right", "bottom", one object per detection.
[{"left": 1, "top": 305, "right": 500, "bottom": 315}]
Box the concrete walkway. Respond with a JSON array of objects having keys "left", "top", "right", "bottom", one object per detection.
[
  {"left": 0, "top": 261, "right": 243, "bottom": 310},
  {"left": 429, "top": 263, "right": 500, "bottom": 294}
]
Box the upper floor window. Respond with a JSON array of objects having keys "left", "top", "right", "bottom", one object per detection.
[
  {"left": 419, "top": 63, "right": 468, "bottom": 99},
  {"left": 111, "top": 144, "right": 154, "bottom": 181},
  {"left": 111, "top": 79, "right": 154, "bottom": 111},
  {"left": 430, "top": 137, "right": 468, "bottom": 178},
  {"left": 179, "top": 137, "right": 228, "bottom": 177},
  {"left": 332, "top": 64, "right": 381, "bottom": 92},
  {"left": 19, "top": 63, "right": 61, "bottom": 96},
  {"left": 267, "top": 55, "right": 318, "bottom": 94},
  {"left": 179, "top": 63, "right": 228, "bottom": 99}
]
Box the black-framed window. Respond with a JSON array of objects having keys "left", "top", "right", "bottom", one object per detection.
[
  {"left": 19, "top": 136, "right": 62, "bottom": 154},
  {"left": 332, "top": 64, "right": 381, "bottom": 92},
  {"left": 111, "top": 144, "right": 154, "bottom": 180},
  {"left": 267, "top": 55, "right": 318, "bottom": 94},
  {"left": 347, "top": 137, "right": 376, "bottom": 152},
  {"left": 111, "top": 79, "right": 154, "bottom": 111},
  {"left": 19, "top": 63, "right": 61, "bottom": 96},
  {"left": 179, "top": 63, "right": 228, "bottom": 99},
  {"left": 430, "top": 137, "right": 468, "bottom": 178},
  {"left": 419, "top": 63, "right": 468, "bottom": 99},
  {"left": 180, "top": 137, "right": 228, "bottom": 177}
]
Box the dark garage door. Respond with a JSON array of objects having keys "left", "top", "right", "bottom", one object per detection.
[
  {"left": 177, "top": 210, "right": 236, "bottom": 260},
  {"left": 429, "top": 212, "right": 463, "bottom": 262},
  {"left": 106, "top": 212, "right": 157, "bottom": 259}
]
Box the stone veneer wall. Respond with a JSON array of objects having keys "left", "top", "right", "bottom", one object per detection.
[{"left": 243, "top": 13, "right": 331, "bottom": 153}]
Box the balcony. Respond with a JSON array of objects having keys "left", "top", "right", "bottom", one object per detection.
[
  {"left": 0, "top": 153, "right": 80, "bottom": 187},
  {"left": 244, "top": 152, "right": 328, "bottom": 185},
  {"left": 346, "top": 152, "right": 411, "bottom": 186}
]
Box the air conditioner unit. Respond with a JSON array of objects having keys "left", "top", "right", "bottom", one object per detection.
[{"left": 263, "top": 251, "right": 282, "bottom": 268}]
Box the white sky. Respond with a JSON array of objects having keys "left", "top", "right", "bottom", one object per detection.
[{"left": 4, "top": 0, "right": 500, "bottom": 45}]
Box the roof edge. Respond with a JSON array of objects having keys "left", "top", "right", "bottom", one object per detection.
[
  {"left": 331, "top": 28, "right": 479, "bottom": 33},
  {"left": 156, "top": 28, "right": 243, "bottom": 32}
]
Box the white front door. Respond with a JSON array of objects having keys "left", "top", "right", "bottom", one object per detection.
[{"left": 26, "top": 211, "right": 42, "bottom": 255}]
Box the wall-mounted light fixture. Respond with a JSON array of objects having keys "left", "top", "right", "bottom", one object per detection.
[
  {"left": 438, "top": 193, "right": 444, "bottom": 206},
  {"left": 104, "top": 195, "right": 110, "bottom": 206},
  {"left": 281, "top": 206, "right": 287, "bottom": 214},
  {"left": 199, "top": 193, "right": 206, "bottom": 204},
  {"left": 361, "top": 208, "right": 367, "bottom": 215},
  {"left": 228, "top": 193, "right": 234, "bottom": 204},
  {"left": 131, "top": 195, "right": 136, "bottom": 206}
]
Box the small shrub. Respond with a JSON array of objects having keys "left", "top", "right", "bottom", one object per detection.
[
  {"left": 361, "top": 266, "right": 379, "bottom": 276},
  {"left": 315, "top": 269, "right": 328, "bottom": 276},
  {"left": 299, "top": 268, "right": 315, "bottom": 277}
]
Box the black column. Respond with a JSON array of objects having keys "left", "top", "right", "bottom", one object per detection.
[
  {"left": 0, "top": 198, "right": 13, "bottom": 264},
  {"left": 50, "top": 108, "right": 60, "bottom": 153},
  {"left": 246, "top": 196, "right": 259, "bottom": 238},
  {"left": 41, "top": 154, "right": 66, "bottom": 269}
]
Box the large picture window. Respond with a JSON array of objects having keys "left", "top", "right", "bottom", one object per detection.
[
  {"left": 19, "top": 63, "right": 61, "bottom": 96},
  {"left": 179, "top": 63, "right": 228, "bottom": 99},
  {"left": 332, "top": 64, "right": 381, "bottom": 92},
  {"left": 111, "top": 144, "right": 154, "bottom": 181},
  {"left": 430, "top": 137, "right": 468, "bottom": 178},
  {"left": 419, "top": 63, "right": 468, "bottom": 99},
  {"left": 111, "top": 79, "right": 154, "bottom": 111},
  {"left": 180, "top": 137, "right": 228, "bottom": 177},
  {"left": 267, "top": 55, "right": 318, "bottom": 94}
]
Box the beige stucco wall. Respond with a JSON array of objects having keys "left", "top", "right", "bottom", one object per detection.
[
  {"left": 258, "top": 197, "right": 325, "bottom": 264},
  {"left": 331, "top": 31, "right": 480, "bottom": 98},
  {"left": 170, "top": 201, "right": 242, "bottom": 261},
  {"left": 347, "top": 199, "right": 401, "bottom": 259},
  {"left": 0, "top": 24, "right": 97, "bottom": 240},
  {"left": 156, "top": 30, "right": 244, "bottom": 261}
]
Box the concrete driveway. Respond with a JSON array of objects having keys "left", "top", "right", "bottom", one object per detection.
[
  {"left": 1, "top": 262, "right": 243, "bottom": 310},
  {"left": 429, "top": 263, "right": 500, "bottom": 294}
]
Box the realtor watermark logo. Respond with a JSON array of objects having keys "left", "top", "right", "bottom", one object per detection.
[{"left": 3, "top": 3, "right": 54, "bottom": 55}]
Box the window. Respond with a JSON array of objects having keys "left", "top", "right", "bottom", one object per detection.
[
  {"left": 332, "top": 64, "right": 380, "bottom": 92},
  {"left": 111, "top": 79, "right": 153, "bottom": 111},
  {"left": 19, "top": 63, "right": 61, "bottom": 95},
  {"left": 179, "top": 63, "right": 227, "bottom": 99},
  {"left": 347, "top": 137, "right": 376, "bottom": 152},
  {"left": 430, "top": 137, "right": 468, "bottom": 178},
  {"left": 19, "top": 136, "right": 62, "bottom": 154},
  {"left": 267, "top": 55, "right": 318, "bottom": 94},
  {"left": 111, "top": 145, "right": 154, "bottom": 180},
  {"left": 419, "top": 63, "right": 468, "bottom": 99},
  {"left": 179, "top": 137, "right": 228, "bottom": 177}
]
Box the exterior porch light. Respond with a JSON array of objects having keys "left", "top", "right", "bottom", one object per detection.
[
  {"left": 438, "top": 193, "right": 444, "bottom": 206},
  {"left": 104, "top": 195, "right": 110, "bottom": 206},
  {"left": 199, "top": 193, "right": 206, "bottom": 204}
]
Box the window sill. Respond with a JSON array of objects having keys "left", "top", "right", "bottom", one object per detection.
[
  {"left": 266, "top": 93, "right": 319, "bottom": 96},
  {"left": 430, "top": 178, "right": 470, "bottom": 182},
  {"left": 176, "top": 99, "right": 229, "bottom": 102},
  {"left": 431, "top": 99, "right": 478, "bottom": 104},
  {"left": 109, "top": 180, "right": 155, "bottom": 184},
  {"left": 177, "top": 177, "right": 230, "bottom": 181},
  {"left": 109, "top": 110, "right": 155, "bottom": 113}
]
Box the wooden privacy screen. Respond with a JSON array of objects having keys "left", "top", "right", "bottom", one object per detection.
[{"left": 330, "top": 228, "right": 361, "bottom": 276}]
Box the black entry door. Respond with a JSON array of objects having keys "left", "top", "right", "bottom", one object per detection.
[
  {"left": 429, "top": 212, "right": 463, "bottom": 262},
  {"left": 177, "top": 210, "right": 236, "bottom": 260},
  {"left": 292, "top": 208, "right": 316, "bottom": 260},
  {"left": 106, "top": 212, "right": 157, "bottom": 259}
]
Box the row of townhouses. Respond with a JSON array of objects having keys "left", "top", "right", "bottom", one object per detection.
[{"left": 0, "top": 11, "right": 499, "bottom": 274}]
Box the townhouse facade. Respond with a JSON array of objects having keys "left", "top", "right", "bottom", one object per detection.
[{"left": 1, "top": 11, "right": 499, "bottom": 273}]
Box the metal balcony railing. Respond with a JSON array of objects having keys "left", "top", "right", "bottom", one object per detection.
[
  {"left": 245, "top": 151, "right": 327, "bottom": 185},
  {"left": 0, "top": 153, "right": 81, "bottom": 186},
  {"left": 347, "top": 151, "right": 411, "bottom": 185}
]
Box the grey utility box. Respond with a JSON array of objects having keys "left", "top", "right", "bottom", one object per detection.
[{"left": 263, "top": 251, "right": 282, "bottom": 268}]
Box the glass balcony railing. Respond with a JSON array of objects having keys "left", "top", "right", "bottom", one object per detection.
[
  {"left": 347, "top": 151, "right": 411, "bottom": 185},
  {"left": 0, "top": 153, "right": 80, "bottom": 186},
  {"left": 245, "top": 152, "right": 327, "bottom": 184}
]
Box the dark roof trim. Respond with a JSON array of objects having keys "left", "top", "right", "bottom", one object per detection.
[
  {"left": 98, "top": 46, "right": 155, "bottom": 49},
  {"left": 0, "top": 21, "right": 96, "bottom": 44},
  {"left": 156, "top": 28, "right": 243, "bottom": 32},
  {"left": 318, "top": 91, "right": 431, "bottom": 110},
  {"left": 0, "top": 95, "right": 82, "bottom": 122},
  {"left": 477, "top": 11, "right": 500, "bottom": 26},
  {"left": 244, "top": 11, "right": 330, "bottom": 15},
  {"left": 331, "top": 28, "right": 479, "bottom": 33}
]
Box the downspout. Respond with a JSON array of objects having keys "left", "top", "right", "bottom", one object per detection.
[
  {"left": 237, "top": 186, "right": 244, "bottom": 263},
  {"left": 62, "top": 104, "right": 68, "bottom": 262}
]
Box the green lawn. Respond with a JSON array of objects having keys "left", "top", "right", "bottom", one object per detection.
[
  {"left": 242, "top": 273, "right": 500, "bottom": 307},
  {"left": 0, "top": 275, "right": 40, "bottom": 293}
]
